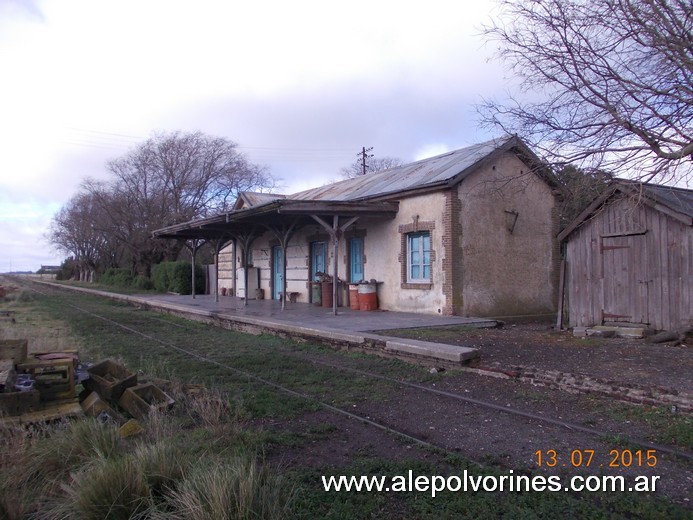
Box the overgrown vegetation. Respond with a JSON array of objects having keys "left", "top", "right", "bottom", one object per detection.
[
  {"left": 583, "top": 398, "right": 693, "bottom": 451},
  {"left": 1, "top": 408, "right": 291, "bottom": 519}
]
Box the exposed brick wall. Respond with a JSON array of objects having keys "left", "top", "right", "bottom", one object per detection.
[{"left": 442, "top": 189, "right": 462, "bottom": 315}]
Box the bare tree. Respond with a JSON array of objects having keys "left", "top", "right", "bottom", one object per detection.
[
  {"left": 107, "top": 131, "right": 275, "bottom": 223},
  {"left": 53, "top": 131, "right": 274, "bottom": 277},
  {"left": 340, "top": 156, "right": 403, "bottom": 179},
  {"left": 49, "top": 192, "right": 112, "bottom": 281},
  {"left": 481, "top": 0, "right": 692, "bottom": 184}
]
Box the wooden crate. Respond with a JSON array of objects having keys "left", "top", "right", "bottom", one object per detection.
[
  {"left": 16, "top": 357, "right": 76, "bottom": 401},
  {"left": 81, "top": 391, "right": 125, "bottom": 424},
  {"left": 0, "top": 339, "right": 28, "bottom": 364},
  {"left": 118, "top": 383, "right": 175, "bottom": 420},
  {"left": 86, "top": 359, "right": 137, "bottom": 402}
]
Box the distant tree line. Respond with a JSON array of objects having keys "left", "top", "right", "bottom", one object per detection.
[{"left": 49, "top": 131, "right": 275, "bottom": 282}]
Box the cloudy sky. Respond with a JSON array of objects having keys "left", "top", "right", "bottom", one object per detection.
[{"left": 0, "top": 0, "right": 510, "bottom": 272}]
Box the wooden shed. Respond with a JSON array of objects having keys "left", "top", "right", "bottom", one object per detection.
[{"left": 557, "top": 181, "right": 692, "bottom": 332}]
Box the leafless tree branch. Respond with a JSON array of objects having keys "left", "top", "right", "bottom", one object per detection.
[{"left": 480, "top": 0, "right": 692, "bottom": 184}]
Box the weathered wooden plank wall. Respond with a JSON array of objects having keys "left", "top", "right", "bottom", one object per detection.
[{"left": 565, "top": 196, "right": 691, "bottom": 331}]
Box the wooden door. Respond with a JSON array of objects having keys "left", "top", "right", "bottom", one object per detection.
[
  {"left": 310, "top": 241, "right": 326, "bottom": 281},
  {"left": 601, "top": 234, "right": 649, "bottom": 324},
  {"left": 349, "top": 237, "right": 364, "bottom": 283}
]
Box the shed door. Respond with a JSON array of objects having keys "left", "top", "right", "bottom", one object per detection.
[{"left": 601, "top": 235, "right": 649, "bottom": 324}]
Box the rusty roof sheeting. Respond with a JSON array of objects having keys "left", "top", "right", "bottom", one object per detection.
[
  {"left": 288, "top": 137, "right": 517, "bottom": 202},
  {"left": 237, "top": 191, "right": 286, "bottom": 208},
  {"left": 153, "top": 136, "right": 538, "bottom": 240}
]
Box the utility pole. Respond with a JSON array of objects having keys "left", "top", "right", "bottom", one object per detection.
[{"left": 358, "top": 147, "right": 373, "bottom": 176}]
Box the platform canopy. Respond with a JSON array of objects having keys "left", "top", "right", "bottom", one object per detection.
[
  {"left": 152, "top": 198, "right": 399, "bottom": 314},
  {"left": 152, "top": 198, "right": 399, "bottom": 241}
]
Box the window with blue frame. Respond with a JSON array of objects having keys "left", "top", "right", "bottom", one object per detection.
[{"left": 407, "top": 232, "right": 431, "bottom": 282}]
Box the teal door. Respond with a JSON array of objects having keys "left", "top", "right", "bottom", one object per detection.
[
  {"left": 350, "top": 237, "right": 364, "bottom": 283},
  {"left": 310, "top": 242, "right": 326, "bottom": 281},
  {"left": 272, "top": 246, "right": 284, "bottom": 300}
]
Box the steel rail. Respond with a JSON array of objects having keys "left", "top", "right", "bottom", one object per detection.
[{"left": 27, "top": 284, "right": 693, "bottom": 463}]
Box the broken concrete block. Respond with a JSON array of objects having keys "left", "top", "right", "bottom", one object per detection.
[
  {"left": 119, "top": 418, "right": 144, "bottom": 438},
  {"left": 0, "top": 389, "right": 40, "bottom": 416},
  {"left": 17, "top": 357, "right": 76, "bottom": 401},
  {"left": 572, "top": 327, "right": 588, "bottom": 337}
]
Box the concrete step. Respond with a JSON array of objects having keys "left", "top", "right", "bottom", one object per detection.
[{"left": 583, "top": 325, "right": 648, "bottom": 339}]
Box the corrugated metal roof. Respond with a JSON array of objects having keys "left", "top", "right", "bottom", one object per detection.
[
  {"left": 287, "top": 137, "right": 516, "bottom": 202},
  {"left": 238, "top": 191, "right": 286, "bottom": 208}
]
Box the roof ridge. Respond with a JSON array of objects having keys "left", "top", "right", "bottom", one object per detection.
[{"left": 288, "top": 135, "right": 517, "bottom": 201}]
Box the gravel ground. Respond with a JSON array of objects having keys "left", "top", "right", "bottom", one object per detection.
[
  {"left": 266, "top": 324, "right": 692, "bottom": 506},
  {"left": 380, "top": 322, "right": 692, "bottom": 393}
]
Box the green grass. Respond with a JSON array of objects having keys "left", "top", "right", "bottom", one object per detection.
[
  {"left": 2, "top": 284, "right": 691, "bottom": 519},
  {"left": 583, "top": 397, "right": 693, "bottom": 450}
]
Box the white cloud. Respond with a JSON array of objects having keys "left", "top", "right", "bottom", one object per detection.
[{"left": 0, "top": 0, "right": 504, "bottom": 271}]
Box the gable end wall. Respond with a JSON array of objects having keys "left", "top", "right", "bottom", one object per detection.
[{"left": 455, "top": 152, "right": 559, "bottom": 317}]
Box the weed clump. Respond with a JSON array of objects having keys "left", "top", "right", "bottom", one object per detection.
[
  {"left": 2, "top": 395, "right": 292, "bottom": 520},
  {"left": 151, "top": 458, "right": 292, "bottom": 520}
]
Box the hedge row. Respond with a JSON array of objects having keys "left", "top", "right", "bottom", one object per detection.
[
  {"left": 151, "top": 261, "right": 205, "bottom": 295},
  {"left": 98, "top": 268, "right": 153, "bottom": 290}
]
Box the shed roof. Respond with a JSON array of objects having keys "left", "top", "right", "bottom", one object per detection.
[
  {"left": 558, "top": 181, "right": 693, "bottom": 242},
  {"left": 153, "top": 199, "right": 399, "bottom": 240},
  {"left": 638, "top": 183, "right": 693, "bottom": 219}
]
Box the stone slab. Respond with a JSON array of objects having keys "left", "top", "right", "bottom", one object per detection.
[{"left": 384, "top": 339, "right": 479, "bottom": 363}]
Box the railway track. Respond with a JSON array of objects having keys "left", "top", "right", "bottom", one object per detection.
[{"left": 28, "top": 283, "right": 692, "bottom": 465}]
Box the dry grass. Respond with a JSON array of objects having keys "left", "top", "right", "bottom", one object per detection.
[
  {"left": 185, "top": 388, "right": 244, "bottom": 435},
  {"left": 150, "top": 457, "right": 292, "bottom": 520},
  {"left": 0, "top": 423, "right": 40, "bottom": 519}
]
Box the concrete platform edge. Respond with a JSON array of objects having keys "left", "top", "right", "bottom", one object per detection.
[{"left": 33, "top": 282, "right": 480, "bottom": 367}]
